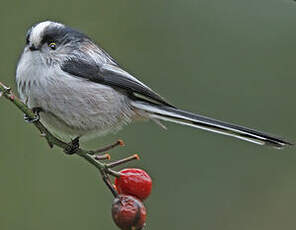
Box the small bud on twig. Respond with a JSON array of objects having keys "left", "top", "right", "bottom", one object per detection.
[{"left": 95, "top": 153, "right": 111, "bottom": 160}]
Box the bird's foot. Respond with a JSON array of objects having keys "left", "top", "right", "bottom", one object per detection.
[
  {"left": 24, "top": 107, "right": 43, "bottom": 123},
  {"left": 64, "top": 137, "right": 80, "bottom": 155}
]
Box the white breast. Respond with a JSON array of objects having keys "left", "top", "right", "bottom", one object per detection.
[{"left": 16, "top": 51, "right": 136, "bottom": 141}]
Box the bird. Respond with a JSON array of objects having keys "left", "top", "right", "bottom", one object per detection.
[{"left": 15, "top": 21, "right": 291, "bottom": 152}]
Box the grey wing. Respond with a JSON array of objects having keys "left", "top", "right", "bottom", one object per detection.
[{"left": 61, "top": 58, "right": 174, "bottom": 107}]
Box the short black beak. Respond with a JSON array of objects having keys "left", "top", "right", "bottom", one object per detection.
[{"left": 29, "top": 44, "right": 38, "bottom": 51}]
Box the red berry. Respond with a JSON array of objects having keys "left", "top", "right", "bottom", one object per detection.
[
  {"left": 115, "top": 168, "right": 152, "bottom": 200},
  {"left": 112, "top": 195, "right": 146, "bottom": 230}
]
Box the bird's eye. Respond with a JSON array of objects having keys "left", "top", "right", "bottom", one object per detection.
[{"left": 48, "top": 42, "right": 57, "bottom": 50}]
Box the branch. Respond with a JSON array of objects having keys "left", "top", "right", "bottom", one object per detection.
[{"left": 0, "top": 81, "right": 138, "bottom": 196}]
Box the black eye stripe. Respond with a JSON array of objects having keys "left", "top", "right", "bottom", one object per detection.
[
  {"left": 40, "top": 26, "right": 89, "bottom": 46},
  {"left": 41, "top": 35, "right": 56, "bottom": 45},
  {"left": 25, "top": 27, "right": 32, "bottom": 44}
]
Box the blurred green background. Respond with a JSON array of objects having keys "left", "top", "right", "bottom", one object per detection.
[{"left": 0, "top": 0, "right": 296, "bottom": 229}]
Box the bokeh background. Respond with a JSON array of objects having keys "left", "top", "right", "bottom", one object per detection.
[{"left": 0, "top": 0, "right": 296, "bottom": 229}]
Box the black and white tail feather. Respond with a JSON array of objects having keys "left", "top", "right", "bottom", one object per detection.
[{"left": 132, "top": 101, "right": 292, "bottom": 149}]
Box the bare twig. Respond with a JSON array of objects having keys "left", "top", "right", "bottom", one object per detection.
[
  {"left": 107, "top": 154, "right": 140, "bottom": 168},
  {"left": 92, "top": 139, "right": 125, "bottom": 154}
]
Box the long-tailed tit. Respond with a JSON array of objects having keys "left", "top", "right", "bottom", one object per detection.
[{"left": 16, "top": 21, "right": 291, "bottom": 149}]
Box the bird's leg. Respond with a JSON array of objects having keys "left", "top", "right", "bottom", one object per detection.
[
  {"left": 64, "top": 136, "right": 80, "bottom": 155},
  {"left": 24, "top": 107, "right": 43, "bottom": 123}
]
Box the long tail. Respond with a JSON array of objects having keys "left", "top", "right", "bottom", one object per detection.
[{"left": 132, "top": 101, "right": 292, "bottom": 149}]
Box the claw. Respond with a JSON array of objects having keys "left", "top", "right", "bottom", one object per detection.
[
  {"left": 24, "top": 107, "right": 43, "bottom": 123},
  {"left": 24, "top": 113, "right": 40, "bottom": 123},
  {"left": 64, "top": 137, "right": 80, "bottom": 155}
]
